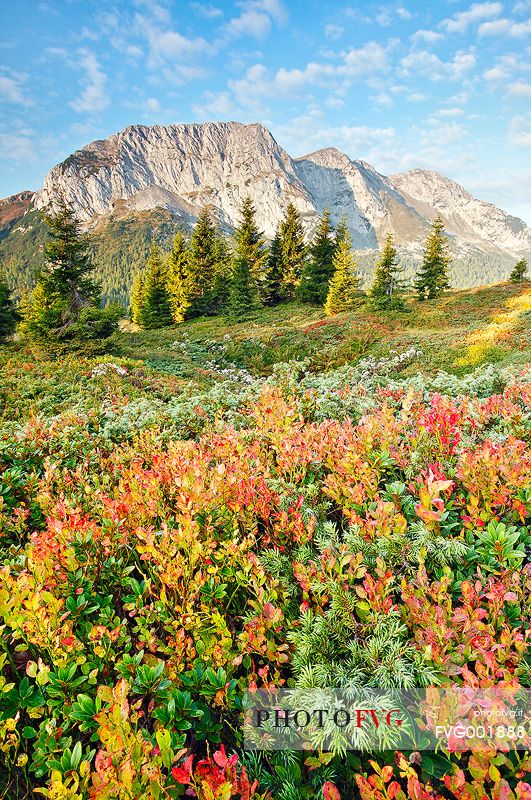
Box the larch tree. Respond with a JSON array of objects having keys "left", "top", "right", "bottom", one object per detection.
[
  {"left": 279, "top": 202, "right": 306, "bottom": 298},
  {"left": 130, "top": 271, "right": 145, "bottom": 325},
  {"left": 415, "top": 215, "right": 451, "bottom": 300},
  {"left": 166, "top": 231, "right": 191, "bottom": 322},
  {"left": 324, "top": 229, "right": 360, "bottom": 315}
]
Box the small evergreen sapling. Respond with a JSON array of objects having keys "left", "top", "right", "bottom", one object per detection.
[
  {"left": 227, "top": 255, "right": 260, "bottom": 320},
  {"left": 369, "top": 234, "right": 406, "bottom": 310}
]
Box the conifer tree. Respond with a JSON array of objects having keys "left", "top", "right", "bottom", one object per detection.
[
  {"left": 0, "top": 276, "right": 19, "bottom": 340},
  {"left": 299, "top": 209, "right": 335, "bottom": 304},
  {"left": 334, "top": 215, "right": 350, "bottom": 247},
  {"left": 369, "top": 234, "right": 406, "bottom": 310},
  {"left": 19, "top": 198, "right": 117, "bottom": 344},
  {"left": 415, "top": 215, "right": 451, "bottom": 300},
  {"left": 39, "top": 197, "right": 99, "bottom": 313},
  {"left": 138, "top": 241, "right": 173, "bottom": 329},
  {"left": 211, "top": 232, "right": 232, "bottom": 312},
  {"left": 234, "top": 197, "right": 266, "bottom": 291},
  {"left": 130, "top": 271, "right": 145, "bottom": 325},
  {"left": 279, "top": 202, "right": 306, "bottom": 298},
  {"left": 227, "top": 255, "right": 260, "bottom": 320},
  {"left": 187, "top": 206, "right": 220, "bottom": 316},
  {"left": 166, "top": 231, "right": 191, "bottom": 322},
  {"left": 263, "top": 229, "right": 284, "bottom": 306},
  {"left": 324, "top": 229, "right": 360, "bottom": 316},
  {"left": 510, "top": 258, "right": 528, "bottom": 283}
]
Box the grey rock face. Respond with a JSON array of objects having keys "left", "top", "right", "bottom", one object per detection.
[{"left": 30, "top": 121, "right": 531, "bottom": 257}]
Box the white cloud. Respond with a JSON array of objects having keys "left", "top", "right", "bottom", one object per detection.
[
  {"left": 145, "top": 97, "right": 161, "bottom": 111},
  {"left": 508, "top": 80, "right": 531, "bottom": 96},
  {"left": 133, "top": 0, "right": 171, "bottom": 24},
  {"left": 324, "top": 23, "right": 344, "bottom": 40},
  {"left": 435, "top": 107, "right": 465, "bottom": 117},
  {"left": 0, "top": 130, "right": 36, "bottom": 161},
  {"left": 400, "top": 49, "right": 476, "bottom": 81},
  {"left": 144, "top": 27, "right": 209, "bottom": 61},
  {"left": 442, "top": 2, "right": 503, "bottom": 33},
  {"left": 0, "top": 74, "right": 31, "bottom": 105},
  {"left": 479, "top": 17, "right": 531, "bottom": 35},
  {"left": 397, "top": 7, "right": 413, "bottom": 20},
  {"left": 510, "top": 114, "right": 531, "bottom": 146},
  {"left": 69, "top": 50, "right": 109, "bottom": 114},
  {"left": 338, "top": 42, "right": 391, "bottom": 78},
  {"left": 223, "top": 0, "right": 287, "bottom": 40},
  {"left": 224, "top": 10, "right": 272, "bottom": 39},
  {"left": 210, "top": 41, "right": 391, "bottom": 112},
  {"left": 411, "top": 29, "right": 444, "bottom": 45},
  {"left": 190, "top": 3, "right": 223, "bottom": 18},
  {"left": 483, "top": 55, "right": 530, "bottom": 84}
]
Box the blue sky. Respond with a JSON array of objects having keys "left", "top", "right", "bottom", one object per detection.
[{"left": 1, "top": 0, "right": 530, "bottom": 221}]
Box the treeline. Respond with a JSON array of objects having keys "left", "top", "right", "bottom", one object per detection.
[
  {"left": 0, "top": 197, "right": 529, "bottom": 346},
  {"left": 130, "top": 197, "right": 474, "bottom": 328}
]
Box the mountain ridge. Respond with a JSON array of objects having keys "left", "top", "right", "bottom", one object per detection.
[
  {"left": 0, "top": 121, "right": 529, "bottom": 302},
  {"left": 16, "top": 120, "right": 528, "bottom": 258}
]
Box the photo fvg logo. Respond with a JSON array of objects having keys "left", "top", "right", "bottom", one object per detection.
[
  {"left": 243, "top": 688, "right": 531, "bottom": 752},
  {"left": 254, "top": 707, "right": 403, "bottom": 730}
]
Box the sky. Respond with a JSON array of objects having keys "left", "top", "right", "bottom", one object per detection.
[{"left": 1, "top": 0, "right": 530, "bottom": 222}]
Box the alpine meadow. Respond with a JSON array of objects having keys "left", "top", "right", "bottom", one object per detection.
[{"left": 1, "top": 2, "right": 531, "bottom": 800}]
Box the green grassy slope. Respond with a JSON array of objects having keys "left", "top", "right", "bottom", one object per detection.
[{"left": 1, "top": 281, "right": 529, "bottom": 423}]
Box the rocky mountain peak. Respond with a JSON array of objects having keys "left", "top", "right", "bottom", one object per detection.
[{"left": 13, "top": 119, "right": 529, "bottom": 256}]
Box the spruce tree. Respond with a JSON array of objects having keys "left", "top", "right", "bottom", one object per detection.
[
  {"left": 234, "top": 197, "right": 266, "bottom": 292},
  {"left": 279, "top": 202, "right": 306, "bottom": 298},
  {"left": 211, "top": 232, "right": 232, "bottom": 312},
  {"left": 130, "top": 271, "right": 145, "bottom": 325},
  {"left": 415, "top": 215, "right": 451, "bottom": 300},
  {"left": 369, "top": 234, "right": 406, "bottom": 310},
  {"left": 39, "top": 197, "right": 99, "bottom": 313},
  {"left": 263, "top": 229, "right": 284, "bottom": 306},
  {"left": 299, "top": 209, "right": 335, "bottom": 304},
  {"left": 19, "top": 199, "right": 117, "bottom": 344},
  {"left": 227, "top": 255, "right": 260, "bottom": 320},
  {"left": 139, "top": 241, "right": 173, "bottom": 329},
  {"left": 324, "top": 229, "right": 360, "bottom": 316},
  {"left": 187, "top": 206, "right": 220, "bottom": 316},
  {"left": 0, "top": 276, "right": 19, "bottom": 340},
  {"left": 510, "top": 258, "right": 528, "bottom": 283},
  {"left": 166, "top": 231, "right": 191, "bottom": 322}
]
